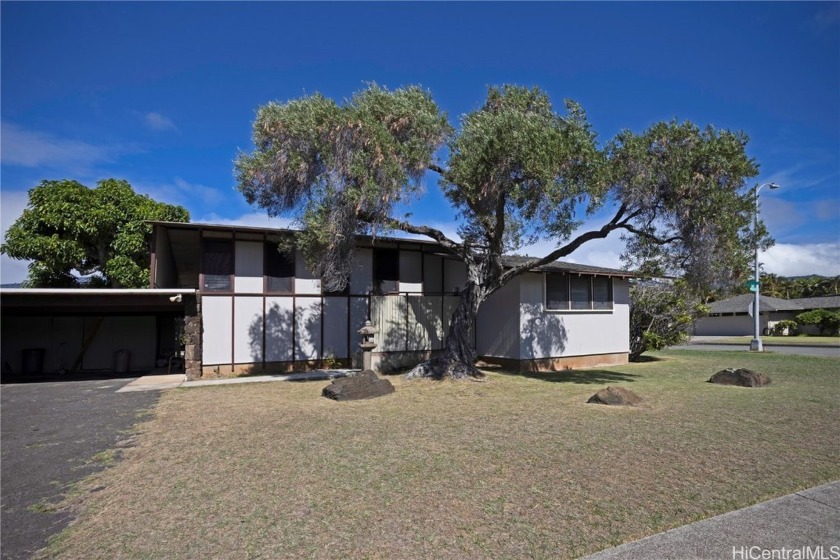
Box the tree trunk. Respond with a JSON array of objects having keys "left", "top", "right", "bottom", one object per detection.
[{"left": 405, "top": 282, "right": 486, "bottom": 380}]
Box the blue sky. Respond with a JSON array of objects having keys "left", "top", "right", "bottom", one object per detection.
[{"left": 2, "top": 1, "right": 838, "bottom": 282}]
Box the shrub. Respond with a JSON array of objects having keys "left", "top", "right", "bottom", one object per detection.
[
  {"left": 771, "top": 320, "right": 799, "bottom": 336},
  {"left": 795, "top": 309, "right": 840, "bottom": 336}
]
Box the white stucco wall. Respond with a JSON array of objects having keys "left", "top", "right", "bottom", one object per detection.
[
  {"left": 323, "top": 297, "right": 349, "bottom": 359},
  {"left": 476, "top": 278, "right": 521, "bottom": 359},
  {"left": 350, "top": 248, "right": 373, "bottom": 294},
  {"left": 518, "top": 274, "right": 630, "bottom": 359},
  {"left": 294, "top": 251, "right": 321, "bottom": 295},
  {"left": 202, "top": 296, "right": 233, "bottom": 365},
  {"left": 295, "top": 297, "right": 322, "bottom": 360},
  {"left": 234, "top": 296, "right": 263, "bottom": 363},
  {"left": 264, "top": 296, "right": 294, "bottom": 362},
  {"left": 235, "top": 241, "right": 263, "bottom": 293},
  {"left": 399, "top": 250, "right": 423, "bottom": 293}
]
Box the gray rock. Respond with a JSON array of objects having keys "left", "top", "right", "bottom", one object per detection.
[
  {"left": 322, "top": 370, "right": 395, "bottom": 401},
  {"left": 587, "top": 386, "right": 642, "bottom": 406},
  {"left": 709, "top": 368, "right": 771, "bottom": 387}
]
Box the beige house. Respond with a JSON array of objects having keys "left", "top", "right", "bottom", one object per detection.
[
  {"left": 151, "top": 222, "right": 633, "bottom": 378},
  {"left": 693, "top": 294, "right": 840, "bottom": 336}
]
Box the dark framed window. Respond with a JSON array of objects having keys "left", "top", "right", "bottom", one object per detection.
[
  {"left": 546, "top": 273, "right": 614, "bottom": 312},
  {"left": 546, "top": 274, "right": 570, "bottom": 310},
  {"left": 202, "top": 239, "right": 233, "bottom": 292},
  {"left": 373, "top": 248, "right": 399, "bottom": 294},
  {"left": 592, "top": 277, "right": 613, "bottom": 310},
  {"left": 569, "top": 276, "right": 592, "bottom": 310},
  {"left": 265, "top": 243, "right": 294, "bottom": 293}
]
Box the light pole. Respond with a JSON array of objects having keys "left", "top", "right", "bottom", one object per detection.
[{"left": 750, "top": 182, "right": 780, "bottom": 352}]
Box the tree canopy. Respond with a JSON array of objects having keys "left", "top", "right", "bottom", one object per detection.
[
  {"left": 235, "top": 84, "right": 767, "bottom": 378},
  {"left": 2, "top": 179, "right": 189, "bottom": 288}
]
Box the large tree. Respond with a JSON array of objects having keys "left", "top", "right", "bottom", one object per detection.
[
  {"left": 235, "top": 84, "right": 765, "bottom": 379},
  {"left": 2, "top": 179, "right": 189, "bottom": 288}
]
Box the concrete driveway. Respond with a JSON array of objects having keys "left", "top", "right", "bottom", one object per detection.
[{"left": 1, "top": 378, "right": 162, "bottom": 560}]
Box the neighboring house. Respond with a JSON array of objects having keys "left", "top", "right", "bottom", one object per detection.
[
  {"left": 150, "top": 222, "right": 632, "bottom": 379},
  {"left": 693, "top": 294, "right": 840, "bottom": 336},
  {"left": 1, "top": 222, "right": 633, "bottom": 379}
]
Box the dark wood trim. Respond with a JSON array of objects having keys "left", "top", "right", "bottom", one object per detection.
[
  {"left": 149, "top": 226, "right": 158, "bottom": 289},
  {"left": 319, "top": 295, "right": 324, "bottom": 361},
  {"left": 262, "top": 295, "right": 266, "bottom": 370}
]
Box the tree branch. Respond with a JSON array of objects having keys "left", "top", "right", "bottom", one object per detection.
[
  {"left": 428, "top": 163, "right": 449, "bottom": 177},
  {"left": 382, "top": 217, "right": 462, "bottom": 254},
  {"left": 498, "top": 204, "right": 632, "bottom": 284}
]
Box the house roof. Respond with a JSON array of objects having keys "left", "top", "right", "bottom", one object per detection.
[
  {"left": 708, "top": 293, "right": 804, "bottom": 314},
  {"left": 708, "top": 293, "right": 840, "bottom": 315},
  {"left": 501, "top": 255, "right": 633, "bottom": 278},
  {"left": 790, "top": 296, "right": 840, "bottom": 310},
  {"left": 150, "top": 221, "right": 634, "bottom": 278}
]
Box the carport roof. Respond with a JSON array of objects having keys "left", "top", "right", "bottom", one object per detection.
[{"left": 0, "top": 289, "right": 196, "bottom": 316}]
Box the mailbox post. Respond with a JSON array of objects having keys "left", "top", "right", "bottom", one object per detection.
[{"left": 358, "top": 320, "right": 377, "bottom": 371}]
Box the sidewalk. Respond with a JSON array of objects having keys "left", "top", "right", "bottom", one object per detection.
[
  {"left": 582, "top": 480, "right": 840, "bottom": 560},
  {"left": 117, "top": 369, "right": 353, "bottom": 392},
  {"left": 689, "top": 336, "right": 840, "bottom": 348}
]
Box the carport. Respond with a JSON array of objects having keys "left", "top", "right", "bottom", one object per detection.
[{"left": 1, "top": 289, "right": 198, "bottom": 380}]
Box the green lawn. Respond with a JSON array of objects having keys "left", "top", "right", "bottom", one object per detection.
[
  {"left": 42, "top": 350, "right": 840, "bottom": 559},
  {"left": 709, "top": 335, "right": 840, "bottom": 346}
]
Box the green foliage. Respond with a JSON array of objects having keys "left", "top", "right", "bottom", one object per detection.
[
  {"left": 629, "top": 281, "right": 708, "bottom": 361},
  {"left": 771, "top": 320, "right": 799, "bottom": 336},
  {"left": 235, "top": 84, "right": 451, "bottom": 291},
  {"left": 443, "top": 86, "right": 603, "bottom": 248},
  {"left": 795, "top": 309, "right": 840, "bottom": 336},
  {"left": 2, "top": 179, "right": 189, "bottom": 288},
  {"left": 712, "top": 273, "right": 840, "bottom": 302},
  {"left": 236, "top": 84, "right": 764, "bottom": 299},
  {"left": 610, "top": 121, "right": 762, "bottom": 290}
]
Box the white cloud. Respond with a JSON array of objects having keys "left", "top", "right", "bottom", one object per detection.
[
  {"left": 133, "top": 177, "right": 228, "bottom": 208},
  {"left": 0, "top": 190, "right": 32, "bottom": 284},
  {"left": 143, "top": 112, "right": 177, "bottom": 132},
  {"left": 0, "top": 122, "right": 119, "bottom": 169},
  {"left": 520, "top": 228, "right": 627, "bottom": 270},
  {"left": 762, "top": 243, "right": 840, "bottom": 277}
]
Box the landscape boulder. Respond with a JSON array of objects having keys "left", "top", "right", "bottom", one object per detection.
[
  {"left": 586, "top": 386, "right": 642, "bottom": 406},
  {"left": 322, "top": 370, "right": 395, "bottom": 401},
  {"left": 709, "top": 368, "right": 771, "bottom": 387}
]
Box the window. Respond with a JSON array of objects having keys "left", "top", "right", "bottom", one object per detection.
[
  {"left": 202, "top": 239, "right": 233, "bottom": 292},
  {"left": 569, "top": 276, "right": 592, "bottom": 310},
  {"left": 545, "top": 273, "right": 614, "bottom": 311},
  {"left": 546, "top": 274, "right": 570, "bottom": 310},
  {"left": 592, "top": 277, "right": 613, "bottom": 310},
  {"left": 265, "top": 243, "right": 294, "bottom": 293},
  {"left": 373, "top": 248, "right": 399, "bottom": 294}
]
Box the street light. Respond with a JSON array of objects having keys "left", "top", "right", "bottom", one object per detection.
[{"left": 750, "top": 182, "right": 780, "bottom": 352}]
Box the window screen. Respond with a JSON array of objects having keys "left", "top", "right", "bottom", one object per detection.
[
  {"left": 203, "top": 239, "right": 233, "bottom": 292},
  {"left": 546, "top": 274, "right": 569, "bottom": 310},
  {"left": 265, "top": 243, "right": 294, "bottom": 293},
  {"left": 593, "top": 277, "right": 613, "bottom": 310},
  {"left": 373, "top": 248, "right": 399, "bottom": 294},
  {"left": 569, "top": 276, "right": 592, "bottom": 310}
]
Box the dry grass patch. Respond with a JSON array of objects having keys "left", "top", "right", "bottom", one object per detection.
[{"left": 42, "top": 350, "right": 839, "bottom": 559}]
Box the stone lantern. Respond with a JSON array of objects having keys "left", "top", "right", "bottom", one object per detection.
[{"left": 357, "top": 320, "right": 377, "bottom": 371}]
